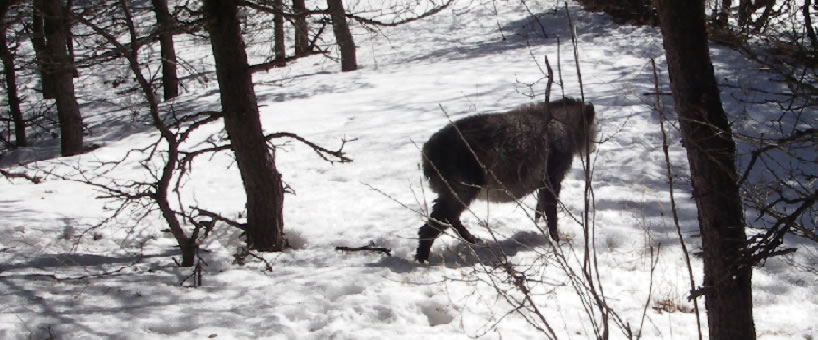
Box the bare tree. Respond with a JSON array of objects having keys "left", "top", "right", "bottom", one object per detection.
[
  {"left": 151, "top": 0, "right": 180, "bottom": 100},
  {"left": 204, "top": 0, "right": 286, "bottom": 251},
  {"left": 292, "top": 0, "right": 309, "bottom": 56},
  {"left": 655, "top": 0, "right": 756, "bottom": 339},
  {"left": 0, "top": 0, "right": 25, "bottom": 146},
  {"left": 326, "top": 0, "right": 356, "bottom": 71},
  {"left": 38, "top": 0, "right": 84, "bottom": 156},
  {"left": 73, "top": 0, "right": 216, "bottom": 267}
]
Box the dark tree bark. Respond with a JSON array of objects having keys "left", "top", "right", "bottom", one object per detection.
[
  {"left": 65, "top": 0, "right": 77, "bottom": 78},
  {"left": 203, "top": 0, "right": 285, "bottom": 251},
  {"left": 0, "top": 0, "right": 25, "bottom": 146},
  {"left": 40, "top": 0, "right": 84, "bottom": 156},
  {"left": 292, "top": 0, "right": 310, "bottom": 56},
  {"left": 273, "top": 0, "right": 285, "bottom": 64},
  {"left": 31, "top": 0, "right": 55, "bottom": 99},
  {"left": 151, "top": 0, "right": 180, "bottom": 100},
  {"left": 326, "top": 0, "right": 356, "bottom": 71},
  {"left": 655, "top": 1, "right": 756, "bottom": 339}
]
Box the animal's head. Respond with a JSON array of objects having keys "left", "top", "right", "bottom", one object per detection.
[
  {"left": 547, "top": 99, "right": 598, "bottom": 156},
  {"left": 581, "top": 102, "right": 598, "bottom": 156}
]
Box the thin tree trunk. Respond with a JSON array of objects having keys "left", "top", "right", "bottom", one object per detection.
[
  {"left": 804, "top": 0, "right": 818, "bottom": 49},
  {"left": 0, "top": 0, "right": 25, "bottom": 146},
  {"left": 31, "top": 0, "right": 55, "bottom": 99},
  {"left": 203, "top": 0, "right": 285, "bottom": 251},
  {"left": 655, "top": 1, "right": 756, "bottom": 339},
  {"left": 326, "top": 0, "right": 356, "bottom": 71},
  {"left": 41, "top": 0, "right": 83, "bottom": 156},
  {"left": 273, "top": 0, "right": 285, "bottom": 64},
  {"left": 292, "top": 0, "right": 310, "bottom": 55},
  {"left": 151, "top": 0, "right": 180, "bottom": 100}
]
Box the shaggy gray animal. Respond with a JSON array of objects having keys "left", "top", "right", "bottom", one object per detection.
[{"left": 416, "top": 97, "right": 598, "bottom": 262}]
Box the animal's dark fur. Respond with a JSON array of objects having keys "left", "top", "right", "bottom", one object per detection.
[{"left": 416, "top": 97, "right": 598, "bottom": 262}]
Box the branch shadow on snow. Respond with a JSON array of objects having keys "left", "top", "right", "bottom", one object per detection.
[
  {"left": 0, "top": 263, "right": 212, "bottom": 339},
  {"left": 0, "top": 248, "right": 193, "bottom": 338}
]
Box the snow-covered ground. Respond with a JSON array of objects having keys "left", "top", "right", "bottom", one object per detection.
[{"left": 1, "top": 1, "right": 816, "bottom": 339}]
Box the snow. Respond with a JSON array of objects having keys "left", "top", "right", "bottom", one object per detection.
[{"left": 1, "top": 1, "right": 817, "bottom": 339}]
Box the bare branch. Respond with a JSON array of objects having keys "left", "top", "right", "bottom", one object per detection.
[
  {"left": 266, "top": 131, "right": 354, "bottom": 163},
  {"left": 345, "top": 0, "right": 454, "bottom": 27},
  {"left": 192, "top": 207, "right": 247, "bottom": 231}
]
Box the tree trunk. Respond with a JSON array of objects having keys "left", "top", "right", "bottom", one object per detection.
[
  {"left": 326, "top": 0, "right": 356, "bottom": 71},
  {"left": 203, "top": 0, "right": 285, "bottom": 251},
  {"left": 0, "top": 0, "right": 25, "bottom": 146},
  {"left": 65, "top": 0, "right": 77, "bottom": 78},
  {"left": 151, "top": 0, "right": 180, "bottom": 100},
  {"left": 804, "top": 0, "right": 818, "bottom": 49},
  {"left": 751, "top": 0, "right": 775, "bottom": 32},
  {"left": 31, "top": 0, "right": 55, "bottom": 99},
  {"left": 655, "top": 1, "right": 756, "bottom": 339},
  {"left": 273, "top": 0, "right": 285, "bottom": 65},
  {"left": 292, "top": 0, "right": 310, "bottom": 55},
  {"left": 737, "top": 0, "right": 752, "bottom": 28},
  {"left": 714, "top": 0, "right": 731, "bottom": 28},
  {"left": 41, "top": 0, "right": 83, "bottom": 156}
]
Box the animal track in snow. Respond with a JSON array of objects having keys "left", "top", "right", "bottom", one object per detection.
[{"left": 418, "top": 302, "right": 454, "bottom": 326}]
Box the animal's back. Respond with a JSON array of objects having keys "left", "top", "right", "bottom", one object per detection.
[{"left": 422, "top": 109, "right": 550, "bottom": 200}]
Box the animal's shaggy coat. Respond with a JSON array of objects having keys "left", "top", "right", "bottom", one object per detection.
[{"left": 416, "top": 97, "right": 598, "bottom": 262}]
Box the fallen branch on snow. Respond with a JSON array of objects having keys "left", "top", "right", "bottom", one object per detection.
[{"left": 336, "top": 244, "right": 392, "bottom": 256}]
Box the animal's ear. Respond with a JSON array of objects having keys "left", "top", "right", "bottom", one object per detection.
[{"left": 584, "top": 103, "right": 595, "bottom": 121}]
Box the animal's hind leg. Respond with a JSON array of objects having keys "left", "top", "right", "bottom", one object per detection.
[
  {"left": 536, "top": 181, "right": 562, "bottom": 242},
  {"left": 415, "top": 189, "right": 478, "bottom": 262}
]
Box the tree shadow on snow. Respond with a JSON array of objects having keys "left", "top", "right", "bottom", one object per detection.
[
  {"left": 0, "top": 256, "right": 209, "bottom": 339},
  {"left": 0, "top": 251, "right": 176, "bottom": 273},
  {"left": 406, "top": 5, "right": 660, "bottom": 65}
]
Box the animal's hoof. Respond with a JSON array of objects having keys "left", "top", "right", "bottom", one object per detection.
[{"left": 415, "top": 248, "right": 430, "bottom": 263}]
